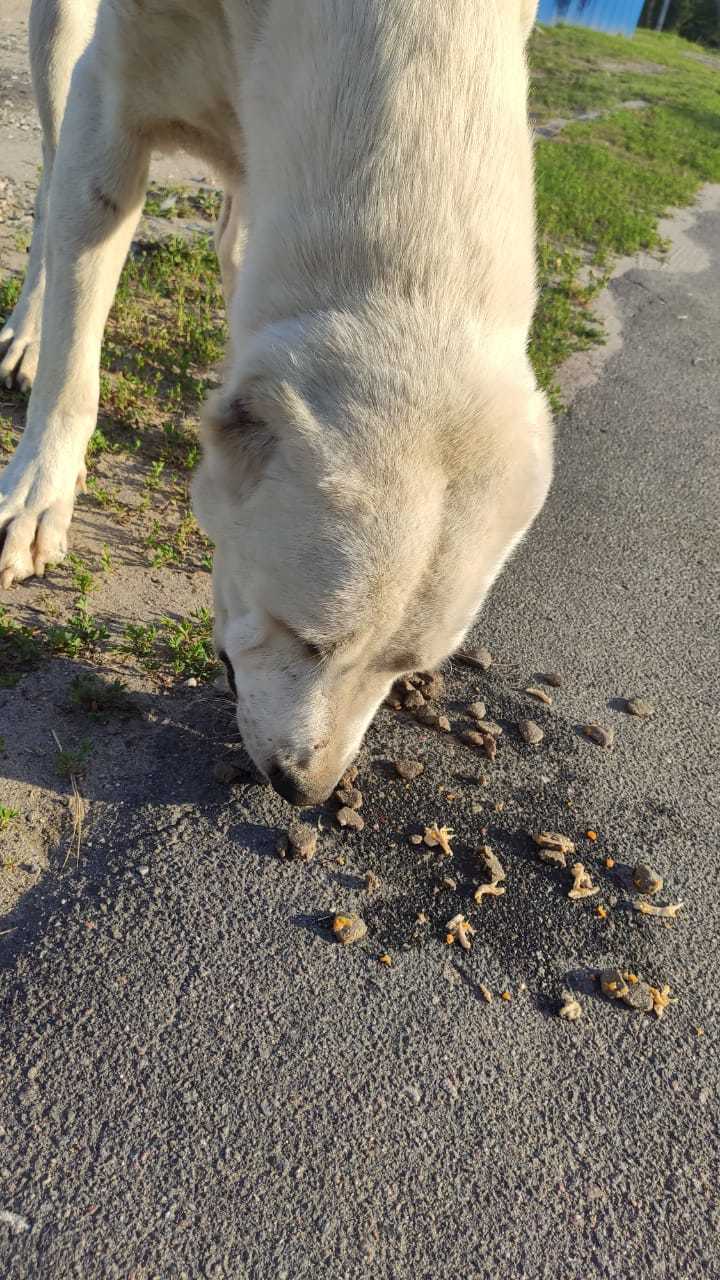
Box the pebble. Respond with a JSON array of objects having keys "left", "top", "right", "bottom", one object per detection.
[
  {"left": 541, "top": 673, "right": 563, "bottom": 688},
  {"left": 583, "top": 723, "right": 615, "bottom": 749},
  {"left": 633, "top": 862, "right": 663, "bottom": 895},
  {"left": 394, "top": 759, "right": 424, "bottom": 781},
  {"left": 331, "top": 914, "right": 367, "bottom": 945},
  {"left": 518, "top": 719, "right": 544, "bottom": 745},
  {"left": 625, "top": 697, "right": 654, "bottom": 718},
  {"left": 621, "top": 980, "right": 655, "bottom": 1013},
  {"left": 558, "top": 991, "right": 583, "bottom": 1021},
  {"left": 415, "top": 706, "right": 440, "bottom": 727},
  {"left": 0, "top": 1209, "right": 30, "bottom": 1235},
  {"left": 336, "top": 807, "right": 365, "bottom": 831}
]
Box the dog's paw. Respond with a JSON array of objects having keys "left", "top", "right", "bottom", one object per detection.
[
  {"left": 0, "top": 451, "right": 85, "bottom": 587},
  {"left": 0, "top": 312, "right": 40, "bottom": 393}
]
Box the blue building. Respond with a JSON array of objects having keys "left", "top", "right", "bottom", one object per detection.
[{"left": 537, "top": 1, "right": 645, "bottom": 36}]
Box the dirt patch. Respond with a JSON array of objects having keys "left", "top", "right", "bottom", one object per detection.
[{"left": 597, "top": 59, "right": 667, "bottom": 75}]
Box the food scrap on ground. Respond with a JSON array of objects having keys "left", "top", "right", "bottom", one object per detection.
[
  {"left": 394, "top": 759, "right": 424, "bottom": 781},
  {"left": 518, "top": 719, "right": 544, "bottom": 744},
  {"left": 280, "top": 821, "right": 318, "bottom": 862},
  {"left": 378, "top": 953, "right": 392, "bottom": 966},
  {"left": 632, "top": 862, "right": 664, "bottom": 895},
  {"left": 633, "top": 899, "right": 683, "bottom": 918},
  {"left": 331, "top": 914, "right": 368, "bottom": 945},
  {"left": 423, "top": 824, "right": 455, "bottom": 856},
  {"left": 558, "top": 990, "right": 583, "bottom": 1021},
  {"left": 445, "top": 914, "right": 475, "bottom": 950},
  {"left": 533, "top": 831, "right": 575, "bottom": 868},
  {"left": 525, "top": 686, "right": 553, "bottom": 705},
  {"left": 568, "top": 863, "right": 600, "bottom": 900},
  {"left": 336, "top": 807, "right": 365, "bottom": 831},
  {"left": 456, "top": 646, "right": 493, "bottom": 671},
  {"left": 467, "top": 700, "right": 487, "bottom": 721},
  {"left": 600, "top": 967, "right": 673, "bottom": 1017},
  {"left": 625, "top": 696, "right": 655, "bottom": 718},
  {"left": 364, "top": 871, "right": 381, "bottom": 893},
  {"left": 334, "top": 785, "right": 363, "bottom": 810},
  {"left": 478, "top": 984, "right": 493, "bottom": 1003},
  {"left": 649, "top": 984, "right": 676, "bottom": 1019},
  {"left": 583, "top": 723, "right": 615, "bottom": 749}
]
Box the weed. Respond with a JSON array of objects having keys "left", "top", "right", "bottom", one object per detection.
[
  {"left": 46, "top": 601, "right": 110, "bottom": 658},
  {"left": 55, "top": 739, "right": 92, "bottom": 780},
  {"left": 0, "top": 805, "right": 19, "bottom": 832},
  {"left": 0, "top": 608, "right": 45, "bottom": 687},
  {"left": 121, "top": 610, "right": 216, "bottom": 681},
  {"left": 68, "top": 673, "right": 140, "bottom": 722}
]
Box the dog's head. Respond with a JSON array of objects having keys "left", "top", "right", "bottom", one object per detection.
[{"left": 192, "top": 314, "right": 552, "bottom": 804}]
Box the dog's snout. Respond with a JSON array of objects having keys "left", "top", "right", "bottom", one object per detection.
[{"left": 267, "top": 763, "right": 315, "bottom": 807}]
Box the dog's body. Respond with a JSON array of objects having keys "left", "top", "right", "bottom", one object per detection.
[{"left": 0, "top": 0, "right": 552, "bottom": 803}]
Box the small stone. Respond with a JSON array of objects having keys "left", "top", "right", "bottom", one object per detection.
[
  {"left": 633, "top": 862, "right": 663, "bottom": 895},
  {"left": 456, "top": 646, "right": 493, "bottom": 671},
  {"left": 518, "top": 719, "right": 544, "bottom": 745},
  {"left": 286, "top": 822, "right": 318, "bottom": 861},
  {"left": 583, "top": 723, "right": 615, "bottom": 749},
  {"left": 542, "top": 673, "right": 563, "bottom": 688},
  {"left": 185, "top": 677, "right": 198, "bottom": 687},
  {"left": 403, "top": 689, "right": 426, "bottom": 711},
  {"left": 409, "top": 833, "right": 424, "bottom": 845},
  {"left": 138, "top": 865, "right": 150, "bottom": 878},
  {"left": 331, "top": 914, "right": 367, "bottom": 945},
  {"left": 625, "top": 697, "right": 654, "bottom": 719},
  {"left": 394, "top": 759, "right": 424, "bottom": 781},
  {"left": 621, "top": 980, "right": 654, "bottom": 1013},
  {"left": 558, "top": 990, "right": 583, "bottom": 1021},
  {"left": 600, "top": 968, "right": 629, "bottom": 1000},
  {"left": 525, "top": 686, "right": 553, "bottom": 705},
  {"left": 0, "top": 1209, "right": 30, "bottom": 1235},
  {"left": 334, "top": 786, "right": 363, "bottom": 810},
  {"left": 336, "top": 807, "right": 365, "bottom": 831},
  {"left": 466, "top": 701, "right": 487, "bottom": 721}
]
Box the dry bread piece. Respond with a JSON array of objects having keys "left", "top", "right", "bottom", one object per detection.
[
  {"left": 600, "top": 968, "right": 629, "bottom": 1000},
  {"left": 339, "top": 765, "right": 359, "bottom": 788},
  {"left": 518, "top": 719, "right": 544, "bottom": 745},
  {"left": 583, "top": 723, "right": 615, "bottom": 749},
  {"left": 415, "top": 705, "right": 441, "bottom": 728},
  {"left": 568, "top": 863, "right": 600, "bottom": 900},
  {"left": 471, "top": 718, "right": 503, "bottom": 737},
  {"left": 336, "top": 807, "right": 365, "bottom": 831},
  {"left": 335, "top": 786, "right": 363, "bottom": 810},
  {"left": 394, "top": 759, "right": 425, "bottom": 781},
  {"left": 625, "top": 697, "right": 655, "bottom": 719},
  {"left": 478, "top": 844, "right": 506, "bottom": 884},
  {"left": 633, "top": 899, "right": 682, "bottom": 918},
  {"left": 474, "top": 882, "right": 505, "bottom": 904},
  {"left": 423, "top": 825, "right": 455, "bottom": 857},
  {"left": 364, "top": 871, "right": 381, "bottom": 893},
  {"left": 532, "top": 832, "right": 575, "bottom": 873},
  {"left": 445, "top": 914, "right": 476, "bottom": 951},
  {"left": 649, "top": 984, "right": 675, "bottom": 1019},
  {"left": 332, "top": 914, "right": 368, "bottom": 945},
  {"left": 466, "top": 701, "right": 487, "bottom": 722},
  {"left": 525, "top": 686, "right": 553, "bottom": 706},
  {"left": 558, "top": 990, "right": 583, "bottom": 1021},
  {"left": 414, "top": 670, "right": 446, "bottom": 701},
  {"left": 632, "top": 863, "right": 663, "bottom": 895},
  {"left": 478, "top": 984, "right": 493, "bottom": 1004},
  {"left": 403, "top": 688, "right": 426, "bottom": 711},
  {"left": 282, "top": 821, "right": 318, "bottom": 861},
  {"left": 456, "top": 646, "right": 493, "bottom": 671}
]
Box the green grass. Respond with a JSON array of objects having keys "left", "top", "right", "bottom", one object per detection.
[
  {"left": 529, "top": 26, "right": 720, "bottom": 401},
  {"left": 121, "top": 608, "right": 217, "bottom": 681},
  {"left": 54, "top": 739, "right": 92, "bottom": 780},
  {"left": 0, "top": 805, "right": 19, "bottom": 832}
]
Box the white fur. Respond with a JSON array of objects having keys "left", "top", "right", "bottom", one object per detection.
[{"left": 0, "top": 0, "right": 552, "bottom": 803}]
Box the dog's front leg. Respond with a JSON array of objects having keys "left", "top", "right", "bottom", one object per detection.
[{"left": 0, "top": 55, "right": 149, "bottom": 586}]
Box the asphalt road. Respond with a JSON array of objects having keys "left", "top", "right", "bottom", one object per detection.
[{"left": 2, "top": 195, "right": 719, "bottom": 1278}]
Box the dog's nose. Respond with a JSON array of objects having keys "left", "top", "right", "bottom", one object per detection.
[{"left": 267, "top": 763, "right": 315, "bottom": 807}]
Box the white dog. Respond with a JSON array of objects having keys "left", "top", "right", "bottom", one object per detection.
[{"left": 0, "top": 0, "right": 552, "bottom": 804}]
